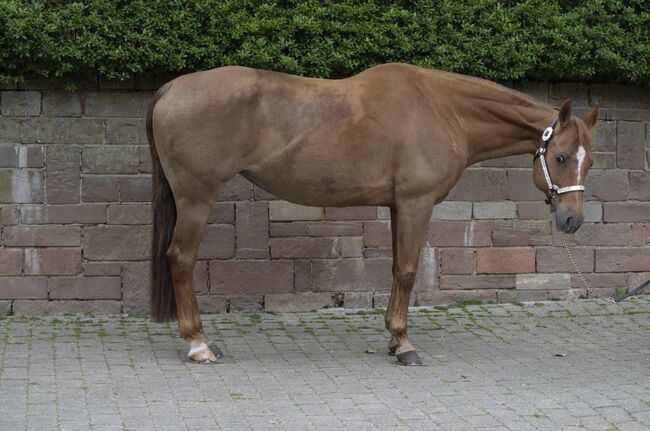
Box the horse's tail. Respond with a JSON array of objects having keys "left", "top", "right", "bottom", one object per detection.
[{"left": 148, "top": 83, "right": 177, "bottom": 322}]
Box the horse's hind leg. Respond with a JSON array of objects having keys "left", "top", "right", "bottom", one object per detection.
[{"left": 168, "top": 193, "right": 222, "bottom": 363}]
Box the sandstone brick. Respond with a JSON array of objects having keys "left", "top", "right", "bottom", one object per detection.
[
  {"left": 570, "top": 273, "right": 626, "bottom": 289},
  {"left": 46, "top": 145, "right": 80, "bottom": 204},
  {"left": 343, "top": 292, "right": 373, "bottom": 309},
  {"left": 47, "top": 204, "right": 107, "bottom": 224},
  {"left": 0, "top": 170, "right": 43, "bottom": 203},
  {"left": 253, "top": 184, "right": 276, "bottom": 200},
  {"left": 106, "top": 119, "right": 147, "bottom": 144},
  {"left": 269, "top": 201, "right": 323, "bottom": 221},
  {"left": 518, "top": 202, "right": 551, "bottom": 220},
  {"left": 363, "top": 221, "right": 391, "bottom": 248},
  {"left": 82, "top": 146, "right": 139, "bottom": 174},
  {"left": 440, "top": 275, "right": 515, "bottom": 289},
  {"left": 84, "top": 92, "right": 151, "bottom": 117},
  {"left": 19, "top": 205, "right": 46, "bottom": 224},
  {"left": 477, "top": 247, "right": 535, "bottom": 274},
  {"left": 209, "top": 260, "right": 293, "bottom": 294},
  {"left": 49, "top": 276, "right": 121, "bottom": 299},
  {"left": 3, "top": 226, "right": 81, "bottom": 246},
  {"left": 428, "top": 221, "right": 492, "bottom": 247},
  {"left": 220, "top": 175, "right": 252, "bottom": 201},
  {"left": 373, "top": 291, "right": 416, "bottom": 308},
  {"left": 473, "top": 202, "right": 516, "bottom": 219},
  {"left": 12, "top": 300, "right": 121, "bottom": 315},
  {"left": 324, "top": 206, "right": 377, "bottom": 220},
  {"left": 194, "top": 260, "right": 209, "bottom": 295},
  {"left": 307, "top": 221, "right": 362, "bottom": 237},
  {"left": 84, "top": 225, "right": 150, "bottom": 260},
  {"left": 24, "top": 248, "right": 81, "bottom": 275},
  {"left": 0, "top": 118, "right": 20, "bottom": 143},
  {"left": 1, "top": 91, "right": 41, "bottom": 116},
  {"left": 236, "top": 201, "right": 269, "bottom": 259},
  {"left": 627, "top": 272, "right": 650, "bottom": 291},
  {"left": 83, "top": 262, "right": 121, "bottom": 276},
  {"left": 0, "top": 277, "right": 47, "bottom": 299},
  {"left": 139, "top": 146, "right": 152, "bottom": 173},
  {"left": 1, "top": 204, "right": 20, "bottom": 225},
  {"left": 431, "top": 201, "right": 472, "bottom": 220},
  {"left": 481, "top": 154, "right": 532, "bottom": 168},
  {"left": 0, "top": 301, "right": 10, "bottom": 315},
  {"left": 595, "top": 248, "right": 650, "bottom": 272},
  {"left": 311, "top": 258, "right": 391, "bottom": 292},
  {"left": 617, "top": 121, "right": 646, "bottom": 169},
  {"left": 536, "top": 247, "right": 594, "bottom": 273},
  {"left": 207, "top": 202, "right": 235, "bottom": 224},
  {"left": 107, "top": 204, "right": 151, "bottom": 224},
  {"left": 271, "top": 237, "right": 337, "bottom": 259},
  {"left": 21, "top": 118, "right": 104, "bottom": 144},
  {"left": 515, "top": 273, "right": 571, "bottom": 290},
  {"left": 294, "top": 259, "right": 311, "bottom": 291},
  {"left": 552, "top": 222, "right": 630, "bottom": 246},
  {"left": 119, "top": 176, "right": 151, "bottom": 202},
  {"left": 593, "top": 121, "right": 616, "bottom": 152},
  {"left": 121, "top": 261, "right": 149, "bottom": 314},
  {"left": 82, "top": 175, "right": 119, "bottom": 202},
  {"left": 415, "top": 290, "right": 497, "bottom": 306},
  {"left": 584, "top": 170, "right": 629, "bottom": 202},
  {"left": 583, "top": 202, "right": 603, "bottom": 222},
  {"left": 42, "top": 91, "right": 82, "bottom": 116},
  {"left": 516, "top": 81, "right": 549, "bottom": 101},
  {"left": 338, "top": 237, "right": 363, "bottom": 258},
  {"left": 603, "top": 203, "right": 650, "bottom": 222},
  {"left": 440, "top": 248, "right": 475, "bottom": 274},
  {"left": 448, "top": 169, "right": 507, "bottom": 201},
  {"left": 0, "top": 248, "right": 22, "bottom": 275},
  {"left": 198, "top": 224, "right": 235, "bottom": 259},
  {"left": 265, "top": 292, "right": 332, "bottom": 312},
  {"left": 228, "top": 295, "right": 264, "bottom": 312},
  {"left": 631, "top": 224, "right": 645, "bottom": 246},
  {"left": 270, "top": 222, "right": 307, "bottom": 237},
  {"left": 549, "top": 82, "right": 589, "bottom": 106},
  {"left": 376, "top": 206, "right": 391, "bottom": 220},
  {"left": 507, "top": 169, "right": 545, "bottom": 201},
  {"left": 492, "top": 220, "right": 550, "bottom": 246},
  {"left": 0, "top": 144, "right": 43, "bottom": 168},
  {"left": 497, "top": 290, "right": 549, "bottom": 303},
  {"left": 591, "top": 152, "right": 616, "bottom": 169},
  {"left": 197, "top": 295, "right": 227, "bottom": 314},
  {"left": 590, "top": 84, "right": 650, "bottom": 109},
  {"left": 629, "top": 172, "right": 650, "bottom": 200}
]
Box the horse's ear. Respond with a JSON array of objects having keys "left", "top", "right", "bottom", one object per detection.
[
  {"left": 559, "top": 99, "right": 571, "bottom": 125},
  {"left": 584, "top": 106, "right": 599, "bottom": 129}
]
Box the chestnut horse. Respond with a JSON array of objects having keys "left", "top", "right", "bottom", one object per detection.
[{"left": 148, "top": 63, "right": 598, "bottom": 365}]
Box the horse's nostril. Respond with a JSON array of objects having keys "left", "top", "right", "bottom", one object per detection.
[{"left": 566, "top": 216, "right": 574, "bottom": 226}]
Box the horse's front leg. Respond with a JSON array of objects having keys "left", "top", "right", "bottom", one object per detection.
[{"left": 385, "top": 197, "right": 434, "bottom": 366}]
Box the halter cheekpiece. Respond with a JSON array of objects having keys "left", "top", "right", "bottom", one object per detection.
[{"left": 534, "top": 117, "right": 585, "bottom": 205}]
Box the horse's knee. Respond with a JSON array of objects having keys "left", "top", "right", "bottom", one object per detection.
[
  {"left": 166, "top": 243, "right": 195, "bottom": 276},
  {"left": 395, "top": 268, "right": 417, "bottom": 286}
]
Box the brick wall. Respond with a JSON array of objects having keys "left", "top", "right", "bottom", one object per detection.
[{"left": 0, "top": 78, "right": 648, "bottom": 315}]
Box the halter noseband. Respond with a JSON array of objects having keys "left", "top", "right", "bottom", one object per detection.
[{"left": 534, "top": 117, "right": 585, "bottom": 205}]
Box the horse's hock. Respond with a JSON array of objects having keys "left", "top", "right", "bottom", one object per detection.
[{"left": 0, "top": 80, "right": 648, "bottom": 315}]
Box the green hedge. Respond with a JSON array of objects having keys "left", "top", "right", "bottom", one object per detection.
[{"left": 1, "top": 0, "right": 648, "bottom": 84}]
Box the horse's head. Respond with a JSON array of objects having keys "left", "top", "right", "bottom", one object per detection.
[{"left": 533, "top": 100, "right": 598, "bottom": 234}]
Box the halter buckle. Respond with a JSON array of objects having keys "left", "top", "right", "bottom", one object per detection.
[{"left": 541, "top": 126, "right": 554, "bottom": 142}]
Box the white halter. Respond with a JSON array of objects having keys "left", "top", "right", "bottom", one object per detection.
[{"left": 534, "top": 117, "right": 585, "bottom": 204}]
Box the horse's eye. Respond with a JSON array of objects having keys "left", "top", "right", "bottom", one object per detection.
[{"left": 556, "top": 154, "right": 566, "bottom": 164}]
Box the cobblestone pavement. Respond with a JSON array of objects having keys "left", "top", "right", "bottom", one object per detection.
[{"left": 1, "top": 298, "right": 649, "bottom": 431}]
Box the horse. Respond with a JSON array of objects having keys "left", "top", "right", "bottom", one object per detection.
[{"left": 147, "top": 63, "right": 598, "bottom": 366}]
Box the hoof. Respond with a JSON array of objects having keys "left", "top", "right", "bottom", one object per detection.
[
  {"left": 387, "top": 340, "right": 398, "bottom": 356},
  {"left": 188, "top": 342, "right": 218, "bottom": 364},
  {"left": 396, "top": 349, "right": 422, "bottom": 366}
]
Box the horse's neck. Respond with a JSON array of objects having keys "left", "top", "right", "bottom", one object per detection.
[{"left": 451, "top": 82, "right": 556, "bottom": 166}]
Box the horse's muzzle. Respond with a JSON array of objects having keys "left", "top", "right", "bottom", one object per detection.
[{"left": 555, "top": 203, "right": 584, "bottom": 234}]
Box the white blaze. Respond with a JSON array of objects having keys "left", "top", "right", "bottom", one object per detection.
[{"left": 576, "top": 145, "right": 586, "bottom": 183}]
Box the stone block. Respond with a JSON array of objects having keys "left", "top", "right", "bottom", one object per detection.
[
  {"left": 271, "top": 237, "right": 337, "bottom": 258},
  {"left": 549, "top": 82, "right": 589, "bottom": 106},
  {"left": 448, "top": 169, "right": 507, "bottom": 201},
  {"left": 121, "top": 261, "right": 149, "bottom": 314},
  {"left": 440, "top": 275, "right": 515, "bottom": 290},
  {"left": 324, "top": 206, "right": 376, "bottom": 220},
  {"left": 228, "top": 295, "right": 264, "bottom": 312},
  {"left": 476, "top": 247, "right": 535, "bottom": 274},
  {"left": 592, "top": 152, "right": 616, "bottom": 169},
  {"left": 603, "top": 203, "right": 650, "bottom": 222},
  {"left": 12, "top": 300, "right": 121, "bottom": 315},
  {"left": 343, "top": 292, "right": 373, "bottom": 309},
  {"left": 46, "top": 145, "right": 80, "bottom": 204},
  {"left": 338, "top": 237, "right": 363, "bottom": 258},
  {"left": 197, "top": 295, "right": 227, "bottom": 314},
  {"left": 24, "top": 248, "right": 81, "bottom": 275},
  {"left": 440, "top": 248, "right": 475, "bottom": 274},
  {"left": 83, "top": 262, "right": 121, "bottom": 276},
  {"left": 553, "top": 222, "right": 630, "bottom": 246},
  {"left": 1, "top": 91, "right": 41, "bottom": 116},
  {"left": 264, "top": 293, "right": 332, "bottom": 312},
  {"left": 0, "top": 170, "right": 43, "bottom": 203},
  {"left": 82, "top": 146, "right": 139, "bottom": 174},
  {"left": 0, "top": 118, "right": 20, "bottom": 143},
  {"left": 593, "top": 120, "right": 616, "bottom": 152},
  {"left": 47, "top": 204, "right": 107, "bottom": 224},
  {"left": 107, "top": 204, "right": 151, "bottom": 224},
  {"left": 84, "top": 92, "right": 152, "bottom": 117},
  {"left": 49, "top": 276, "right": 121, "bottom": 299},
  {"left": 363, "top": 221, "right": 391, "bottom": 247},
  {"left": 507, "top": 169, "right": 545, "bottom": 201},
  {"left": 428, "top": 221, "right": 492, "bottom": 247},
  {"left": 629, "top": 172, "right": 650, "bottom": 200},
  {"left": 0, "top": 248, "right": 22, "bottom": 275},
  {"left": 1, "top": 204, "right": 20, "bottom": 225},
  {"left": 82, "top": 175, "right": 120, "bottom": 202},
  {"left": 416, "top": 290, "right": 497, "bottom": 306},
  {"left": 497, "top": 290, "right": 549, "bottom": 303},
  {"left": 584, "top": 170, "right": 629, "bottom": 202},
  {"left": 139, "top": 146, "right": 152, "bottom": 173},
  {"left": 21, "top": 118, "right": 104, "bottom": 144},
  {"left": 3, "top": 226, "right": 81, "bottom": 246},
  {"left": 119, "top": 176, "right": 151, "bottom": 202},
  {"left": 307, "top": 221, "right": 362, "bottom": 237},
  {"left": 583, "top": 202, "right": 603, "bottom": 222},
  {"left": 536, "top": 247, "right": 594, "bottom": 273},
  {"left": 515, "top": 273, "right": 571, "bottom": 290},
  {"left": 198, "top": 225, "right": 235, "bottom": 259},
  {"left": 42, "top": 91, "right": 82, "bottom": 116},
  {"left": 106, "top": 119, "right": 147, "bottom": 144},
  {"left": 207, "top": 202, "right": 235, "bottom": 224},
  {"left": 617, "top": 121, "right": 646, "bottom": 169},
  {"left": 492, "top": 220, "right": 550, "bottom": 246},
  {"left": 595, "top": 248, "right": 650, "bottom": 272},
  {"left": 269, "top": 201, "right": 323, "bottom": 221},
  {"left": 84, "top": 225, "right": 150, "bottom": 260},
  {"left": 219, "top": 175, "right": 252, "bottom": 201},
  {"left": 270, "top": 222, "right": 307, "bottom": 237},
  {"left": 0, "top": 144, "right": 44, "bottom": 168},
  {"left": 209, "top": 260, "right": 293, "bottom": 294},
  {"left": 431, "top": 201, "right": 472, "bottom": 220},
  {"left": 590, "top": 84, "right": 650, "bottom": 109},
  {"left": 473, "top": 202, "right": 516, "bottom": 219},
  {"left": 236, "top": 201, "right": 269, "bottom": 258},
  {"left": 517, "top": 202, "right": 551, "bottom": 220},
  {"left": 0, "top": 277, "right": 47, "bottom": 299},
  {"left": 571, "top": 273, "right": 626, "bottom": 289}
]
